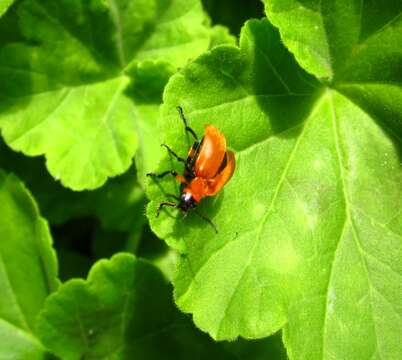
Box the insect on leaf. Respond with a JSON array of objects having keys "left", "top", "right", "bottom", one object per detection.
[{"left": 147, "top": 15, "right": 402, "bottom": 360}]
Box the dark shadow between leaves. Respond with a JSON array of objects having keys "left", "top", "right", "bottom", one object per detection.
[
  {"left": 44, "top": 353, "right": 58, "bottom": 360},
  {"left": 256, "top": 93, "right": 323, "bottom": 138},
  {"left": 0, "top": 43, "right": 35, "bottom": 116},
  {"left": 248, "top": 19, "right": 323, "bottom": 138}
]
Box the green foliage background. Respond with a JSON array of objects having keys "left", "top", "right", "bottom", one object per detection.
[{"left": 0, "top": 0, "right": 401, "bottom": 359}]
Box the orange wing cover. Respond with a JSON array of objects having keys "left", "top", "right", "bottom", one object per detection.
[
  {"left": 205, "top": 151, "right": 235, "bottom": 196},
  {"left": 186, "top": 124, "right": 235, "bottom": 202},
  {"left": 195, "top": 125, "right": 227, "bottom": 179}
]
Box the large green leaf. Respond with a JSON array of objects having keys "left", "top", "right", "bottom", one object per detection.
[
  {"left": 209, "top": 25, "right": 237, "bottom": 48},
  {"left": 0, "top": 169, "right": 58, "bottom": 359},
  {"left": 0, "top": 0, "right": 211, "bottom": 190},
  {"left": 0, "top": 139, "right": 146, "bottom": 231},
  {"left": 146, "top": 17, "right": 402, "bottom": 359},
  {"left": 36, "top": 253, "right": 238, "bottom": 359},
  {"left": 132, "top": 29, "right": 238, "bottom": 186},
  {"left": 264, "top": 0, "right": 402, "bottom": 81},
  {"left": 264, "top": 0, "right": 402, "bottom": 134}
]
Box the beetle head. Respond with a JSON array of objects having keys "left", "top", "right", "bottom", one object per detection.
[{"left": 179, "top": 192, "right": 197, "bottom": 212}]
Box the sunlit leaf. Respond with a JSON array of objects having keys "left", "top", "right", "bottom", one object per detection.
[
  {"left": 0, "top": 141, "right": 146, "bottom": 232},
  {"left": 147, "top": 17, "right": 402, "bottom": 360},
  {"left": 264, "top": 0, "right": 402, "bottom": 135},
  {"left": 0, "top": 0, "right": 211, "bottom": 190},
  {"left": 209, "top": 25, "right": 237, "bottom": 48}
]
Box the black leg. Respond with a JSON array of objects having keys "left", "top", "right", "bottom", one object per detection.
[
  {"left": 161, "top": 144, "right": 195, "bottom": 177},
  {"left": 161, "top": 144, "right": 186, "bottom": 164},
  {"left": 194, "top": 210, "right": 218, "bottom": 234},
  {"left": 156, "top": 202, "right": 177, "bottom": 217},
  {"left": 146, "top": 170, "right": 177, "bottom": 178},
  {"left": 177, "top": 106, "right": 198, "bottom": 140}
]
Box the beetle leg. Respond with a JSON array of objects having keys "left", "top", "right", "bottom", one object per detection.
[
  {"left": 194, "top": 209, "right": 218, "bottom": 234},
  {"left": 147, "top": 171, "right": 188, "bottom": 185},
  {"left": 156, "top": 202, "right": 178, "bottom": 217},
  {"left": 161, "top": 144, "right": 186, "bottom": 163},
  {"left": 177, "top": 106, "right": 198, "bottom": 141},
  {"left": 147, "top": 170, "right": 178, "bottom": 178},
  {"left": 162, "top": 144, "right": 196, "bottom": 177}
]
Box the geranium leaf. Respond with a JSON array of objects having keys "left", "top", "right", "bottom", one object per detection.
[
  {"left": 209, "top": 25, "right": 237, "bottom": 48},
  {"left": 36, "top": 253, "right": 238, "bottom": 359},
  {"left": 0, "top": 141, "right": 146, "bottom": 232},
  {"left": 264, "top": 0, "right": 402, "bottom": 81},
  {"left": 0, "top": 169, "right": 58, "bottom": 358},
  {"left": 0, "top": 0, "right": 211, "bottom": 190},
  {"left": 131, "top": 27, "right": 239, "bottom": 187},
  {"left": 264, "top": 0, "right": 402, "bottom": 134},
  {"left": 146, "top": 16, "right": 402, "bottom": 360}
]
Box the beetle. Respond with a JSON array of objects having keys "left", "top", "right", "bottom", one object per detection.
[{"left": 147, "top": 106, "right": 235, "bottom": 233}]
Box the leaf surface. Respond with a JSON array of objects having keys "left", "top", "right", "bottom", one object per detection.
[
  {"left": 0, "top": 140, "right": 146, "bottom": 231},
  {"left": 0, "top": 0, "right": 210, "bottom": 190},
  {"left": 36, "top": 253, "right": 237, "bottom": 360},
  {"left": 0, "top": 170, "right": 58, "bottom": 358},
  {"left": 146, "top": 17, "right": 402, "bottom": 360},
  {"left": 264, "top": 0, "right": 402, "bottom": 134}
]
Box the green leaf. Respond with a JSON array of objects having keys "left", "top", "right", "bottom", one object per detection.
[
  {"left": 0, "top": 0, "right": 211, "bottom": 190},
  {"left": 148, "top": 18, "right": 319, "bottom": 251},
  {"left": 0, "top": 0, "right": 13, "bottom": 17},
  {"left": 0, "top": 140, "right": 146, "bottom": 231},
  {"left": 147, "top": 16, "right": 402, "bottom": 359},
  {"left": 209, "top": 25, "right": 237, "bottom": 48},
  {"left": 37, "top": 253, "right": 237, "bottom": 360},
  {"left": 263, "top": 0, "right": 402, "bottom": 133},
  {"left": 127, "top": 60, "right": 175, "bottom": 186},
  {"left": 131, "top": 30, "right": 237, "bottom": 186},
  {"left": 0, "top": 169, "right": 58, "bottom": 359}
]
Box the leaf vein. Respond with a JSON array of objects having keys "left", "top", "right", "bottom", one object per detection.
[
  {"left": 330, "top": 91, "right": 383, "bottom": 359},
  {"left": 243, "top": 30, "right": 291, "bottom": 93},
  {"left": 215, "top": 92, "right": 316, "bottom": 337}
]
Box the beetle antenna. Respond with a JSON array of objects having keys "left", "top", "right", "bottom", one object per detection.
[
  {"left": 194, "top": 209, "right": 218, "bottom": 234},
  {"left": 177, "top": 106, "right": 198, "bottom": 141}
]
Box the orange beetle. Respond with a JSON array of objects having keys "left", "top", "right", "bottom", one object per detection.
[{"left": 147, "top": 107, "right": 235, "bottom": 232}]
